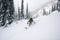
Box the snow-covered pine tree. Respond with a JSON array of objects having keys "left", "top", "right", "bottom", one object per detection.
[
  {"left": 52, "top": 5, "right": 54, "bottom": 12},
  {"left": 18, "top": 6, "right": 21, "bottom": 20},
  {"left": 48, "top": 10, "right": 51, "bottom": 15},
  {"left": 52, "top": 5, "right": 56, "bottom": 12},
  {"left": 26, "top": 3, "right": 29, "bottom": 19},
  {"left": 0, "top": 0, "right": 14, "bottom": 26},
  {"left": 6, "top": 0, "right": 14, "bottom": 25},
  {"left": 26, "top": 11, "right": 31, "bottom": 19},
  {"left": 57, "top": 2, "right": 58, "bottom": 10},
  {"left": 54, "top": 5, "right": 56, "bottom": 11},
  {"left": 57, "top": 0, "right": 60, "bottom": 11},
  {"left": 21, "top": 0, "right": 24, "bottom": 19},
  {"left": 1, "top": 0, "right": 8, "bottom": 26},
  {"left": 43, "top": 8, "right": 46, "bottom": 15},
  {"left": 55, "top": 2, "right": 58, "bottom": 10},
  {"left": 0, "top": 0, "right": 3, "bottom": 26}
]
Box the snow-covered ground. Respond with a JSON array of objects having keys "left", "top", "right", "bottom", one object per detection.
[{"left": 0, "top": 11, "right": 60, "bottom": 40}]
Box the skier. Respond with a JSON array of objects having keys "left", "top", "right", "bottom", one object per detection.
[
  {"left": 27, "top": 18, "right": 35, "bottom": 26},
  {"left": 24, "top": 18, "right": 35, "bottom": 29}
]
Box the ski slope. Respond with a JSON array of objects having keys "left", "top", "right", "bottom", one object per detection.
[{"left": 0, "top": 11, "right": 60, "bottom": 40}]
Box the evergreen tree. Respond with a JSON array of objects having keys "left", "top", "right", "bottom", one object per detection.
[
  {"left": 57, "top": 2, "right": 58, "bottom": 10},
  {"left": 55, "top": 3, "right": 58, "bottom": 10},
  {"left": 43, "top": 8, "right": 46, "bottom": 15},
  {"left": 0, "top": 0, "right": 14, "bottom": 26},
  {"left": 28, "top": 11, "right": 31, "bottom": 19},
  {"left": 57, "top": 0, "right": 60, "bottom": 11},
  {"left": 52, "top": 5, "right": 54, "bottom": 12},
  {"left": 1, "top": 0, "right": 8, "bottom": 26},
  {"left": 48, "top": 10, "right": 50, "bottom": 15},
  {"left": 0, "top": 0, "right": 3, "bottom": 26},
  {"left": 21, "top": 0, "right": 24, "bottom": 19},
  {"left": 18, "top": 7, "right": 20, "bottom": 20},
  {"left": 54, "top": 5, "right": 56, "bottom": 11},
  {"left": 52, "top": 5, "right": 55, "bottom": 12},
  {"left": 6, "top": 0, "right": 14, "bottom": 25},
  {"left": 26, "top": 3, "right": 28, "bottom": 19}
]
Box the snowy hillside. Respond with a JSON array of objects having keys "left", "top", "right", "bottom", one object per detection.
[
  {"left": 32, "top": 0, "right": 58, "bottom": 19},
  {"left": 0, "top": 11, "right": 60, "bottom": 40}
]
